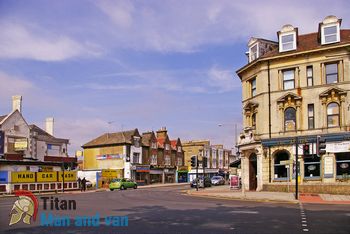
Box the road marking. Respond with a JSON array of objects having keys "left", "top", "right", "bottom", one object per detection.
[
  {"left": 299, "top": 203, "right": 309, "bottom": 232},
  {"left": 229, "top": 211, "right": 258, "bottom": 214}
]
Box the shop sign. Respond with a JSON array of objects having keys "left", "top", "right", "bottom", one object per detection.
[
  {"left": 37, "top": 172, "right": 57, "bottom": 182},
  {"left": 96, "top": 154, "right": 124, "bottom": 160},
  {"left": 58, "top": 171, "right": 77, "bottom": 182},
  {"left": 177, "top": 166, "right": 188, "bottom": 172},
  {"left": 41, "top": 166, "right": 53, "bottom": 172},
  {"left": 136, "top": 166, "right": 150, "bottom": 172},
  {"left": 11, "top": 171, "right": 35, "bottom": 183},
  {"left": 101, "top": 169, "right": 118, "bottom": 177},
  {"left": 14, "top": 138, "right": 28, "bottom": 151},
  {"left": 0, "top": 171, "right": 8, "bottom": 184},
  {"left": 230, "top": 175, "right": 239, "bottom": 189},
  {"left": 324, "top": 156, "right": 334, "bottom": 178},
  {"left": 326, "top": 142, "right": 350, "bottom": 153}
]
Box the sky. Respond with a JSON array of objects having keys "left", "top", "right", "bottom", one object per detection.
[{"left": 0, "top": 0, "right": 349, "bottom": 154}]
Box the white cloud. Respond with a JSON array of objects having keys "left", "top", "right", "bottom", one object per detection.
[
  {"left": 93, "top": 0, "right": 350, "bottom": 52},
  {"left": 0, "top": 71, "right": 35, "bottom": 99},
  {"left": 207, "top": 66, "right": 237, "bottom": 93},
  {"left": 0, "top": 22, "right": 102, "bottom": 61}
]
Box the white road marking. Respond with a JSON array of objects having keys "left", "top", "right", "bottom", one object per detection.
[
  {"left": 299, "top": 203, "right": 309, "bottom": 232},
  {"left": 229, "top": 211, "right": 258, "bottom": 214}
]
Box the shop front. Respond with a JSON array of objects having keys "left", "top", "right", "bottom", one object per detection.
[
  {"left": 176, "top": 166, "right": 188, "bottom": 183},
  {"left": 164, "top": 167, "right": 176, "bottom": 183},
  {"left": 135, "top": 165, "right": 150, "bottom": 185},
  {"left": 150, "top": 166, "right": 163, "bottom": 184}
]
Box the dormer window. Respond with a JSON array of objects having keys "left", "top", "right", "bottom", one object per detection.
[
  {"left": 278, "top": 25, "right": 297, "bottom": 52},
  {"left": 249, "top": 43, "right": 258, "bottom": 62},
  {"left": 320, "top": 16, "right": 341, "bottom": 45},
  {"left": 280, "top": 33, "right": 295, "bottom": 51}
]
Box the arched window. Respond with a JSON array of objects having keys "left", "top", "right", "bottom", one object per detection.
[
  {"left": 274, "top": 151, "right": 290, "bottom": 179},
  {"left": 327, "top": 102, "right": 340, "bottom": 127},
  {"left": 284, "top": 107, "right": 296, "bottom": 131}
]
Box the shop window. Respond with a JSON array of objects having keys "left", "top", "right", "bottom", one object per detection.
[
  {"left": 336, "top": 153, "right": 350, "bottom": 178},
  {"left": 304, "top": 156, "right": 320, "bottom": 178},
  {"left": 274, "top": 151, "right": 289, "bottom": 179},
  {"left": 284, "top": 107, "right": 296, "bottom": 131},
  {"left": 327, "top": 102, "right": 340, "bottom": 127}
]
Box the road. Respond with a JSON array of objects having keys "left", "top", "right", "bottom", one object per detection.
[{"left": 1, "top": 185, "right": 349, "bottom": 234}]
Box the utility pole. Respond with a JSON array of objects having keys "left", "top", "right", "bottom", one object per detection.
[
  {"left": 196, "top": 155, "right": 199, "bottom": 191},
  {"left": 62, "top": 161, "right": 65, "bottom": 193},
  {"left": 295, "top": 137, "right": 298, "bottom": 200}
]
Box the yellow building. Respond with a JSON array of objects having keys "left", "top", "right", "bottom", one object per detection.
[
  {"left": 82, "top": 129, "right": 143, "bottom": 181},
  {"left": 236, "top": 15, "right": 350, "bottom": 194}
]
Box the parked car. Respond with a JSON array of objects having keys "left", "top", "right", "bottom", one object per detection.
[
  {"left": 190, "top": 177, "right": 211, "bottom": 188},
  {"left": 211, "top": 176, "right": 225, "bottom": 186},
  {"left": 109, "top": 178, "right": 138, "bottom": 191},
  {"left": 86, "top": 180, "right": 93, "bottom": 188}
]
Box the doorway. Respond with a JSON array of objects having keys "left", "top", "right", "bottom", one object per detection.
[{"left": 249, "top": 153, "right": 257, "bottom": 191}]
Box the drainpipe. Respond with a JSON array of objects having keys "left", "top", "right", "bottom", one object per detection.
[{"left": 268, "top": 60, "right": 272, "bottom": 183}]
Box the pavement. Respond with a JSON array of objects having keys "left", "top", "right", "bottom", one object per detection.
[
  {"left": 0, "top": 182, "right": 189, "bottom": 198},
  {"left": 1, "top": 185, "right": 350, "bottom": 234},
  {"left": 186, "top": 185, "right": 350, "bottom": 205}
]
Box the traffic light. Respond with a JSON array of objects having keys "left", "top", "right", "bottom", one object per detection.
[
  {"left": 203, "top": 157, "right": 208, "bottom": 168},
  {"left": 190, "top": 156, "right": 197, "bottom": 167},
  {"left": 303, "top": 144, "right": 310, "bottom": 156},
  {"left": 317, "top": 136, "right": 326, "bottom": 156}
]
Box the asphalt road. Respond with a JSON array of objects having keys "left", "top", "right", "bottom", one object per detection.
[{"left": 1, "top": 185, "right": 349, "bottom": 234}]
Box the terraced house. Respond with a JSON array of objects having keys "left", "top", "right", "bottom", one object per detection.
[{"left": 236, "top": 16, "right": 350, "bottom": 194}]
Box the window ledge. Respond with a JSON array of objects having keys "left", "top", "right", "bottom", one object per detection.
[
  {"left": 303, "top": 177, "right": 321, "bottom": 181},
  {"left": 273, "top": 178, "right": 289, "bottom": 182}
]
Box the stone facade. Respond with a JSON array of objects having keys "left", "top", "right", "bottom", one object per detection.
[{"left": 236, "top": 16, "right": 350, "bottom": 194}]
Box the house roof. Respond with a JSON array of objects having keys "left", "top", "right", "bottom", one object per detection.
[
  {"left": 82, "top": 129, "right": 139, "bottom": 148},
  {"left": 0, "top": 114, "right": 7, "bottom": 124},
  {"left": 29, "top": 124, "right": 69, "bottom": 144},
  {"left": 237, "top": 29, "right": 350, "bottom": 76},
  {"left": 142, "top": 132, "right": 153, "bottom": 147},
  {"left": 157, "top": 138, "right": 165, "bottom": 148},
  {"left": 261, "top": 30, "right": 350, "bottom": 59},
  {"left": 170, "top": 140, "right": 177, "bottom": 150}
]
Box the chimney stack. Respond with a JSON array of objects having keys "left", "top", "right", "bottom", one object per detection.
[
  {"left": 156, "top": 126, "right": 167, "bottom": 139},
  {"left": 45, "top": 117, "right": 54, "bottom": 136},
  {"left": 12, "top": 95, "right": 22, "bottom": 113}
]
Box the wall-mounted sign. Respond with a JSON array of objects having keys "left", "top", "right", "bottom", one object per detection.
[
  {"left": 14, "top": 138, "right": 28, "bottom": 151},
  {"left": 96, "top": 154, "right": 124, "bottom": 160},
  {"left": 324, "top": 156, "right": 334, "bottom": 178},
  {"left": 136, "top": 165, "right": 150, "bottom": 172},
  {"left": 37, "top": 172, "right": 57, "bottom": 182},
  {"left": 58, "top": 171, "right": 77, "bottom": 182},
  {"left": 0, "top": 171, "right": 8, "bottom": 184},
  {"left": 11, "top": 171, "right": 35, "bottom": 183},
  {"left": 101, "top": 169, "right": 118, "bottom": 177},
  {"left": 326, "top": 142, "right": 350, "bottom": 153}
]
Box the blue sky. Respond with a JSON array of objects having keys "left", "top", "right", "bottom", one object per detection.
[{"left": 0, "top": 0, "right": 349, "bottom": 154}]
